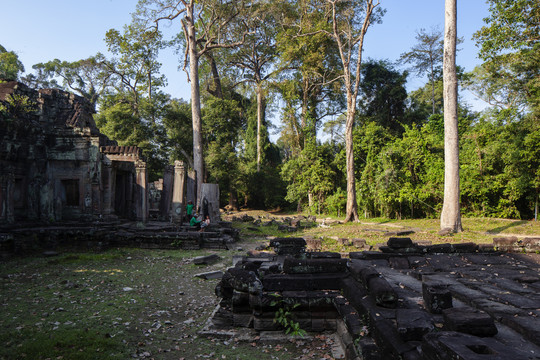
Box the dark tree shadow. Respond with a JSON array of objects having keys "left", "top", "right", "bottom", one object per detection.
[{"left": 486, "top": 220, "right": 527, "bottom": 234}]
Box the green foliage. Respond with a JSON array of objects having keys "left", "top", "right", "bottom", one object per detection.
[
  {"left": 31, "top": 55, "right": 110, "bottom": 107},
  {"left": 325, "top": 188, "right": 347, "bottom": 217},
  {"left": 474, "top": 0, "right": 540, "bottom": 117},
  {"left": 358, "top": 59, "right": 409, "bottom": 134},
  {"left": 281, "top": 141, "right": 337, "bottom": 213},
  {"left": 270, "top": 294, "right": 307, "bottom": 337},
  {"left": 474, "top": 0, "right": 539, "bottom": 60},
  {"left": 0, "top": 44, "right": 25, "bottom": 81},
  {"left": 162, "top": 98, "right": 193, "bottom": 166},
  {"left": 0, "top": 94, "right": 37, "bottom": 120}
]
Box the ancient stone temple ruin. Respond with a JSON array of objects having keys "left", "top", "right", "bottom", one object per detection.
[
  {"left": 0, "top": 81, "right": 149, "bottom": 223},
  {"left": 209, "top": 237, "right": 540, "bottom": 360}
]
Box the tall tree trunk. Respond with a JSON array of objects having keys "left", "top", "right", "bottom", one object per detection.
[
  {"left": 431, "top": 66, "right": 436, "bottom": 114},
  {"left": 535, "top": 188, "right": 538, "bottom": 221},
  {"left": 440, "top": 0, "right": 463, "bottom": 232},
  {"left": 187, "top": 14, "right": 204, "bottom": 206},
  {"left": 344, "top": 94, "right": 359, "bottom": 222},
  {"left": 256, "top": 84, "right": 263, "bottom": 172}
]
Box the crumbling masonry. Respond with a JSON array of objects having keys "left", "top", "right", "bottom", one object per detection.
[{"left": 0, "top": 81, "right": 149, "bottom": 223}]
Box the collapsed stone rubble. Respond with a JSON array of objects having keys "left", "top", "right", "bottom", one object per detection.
[{"left": 209, "top": 237, "right": 540, "bottom": 360}]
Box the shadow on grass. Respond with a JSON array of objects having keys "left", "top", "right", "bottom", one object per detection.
[{"left": 486, "top": 220, "right": 527, "bottom": 234}]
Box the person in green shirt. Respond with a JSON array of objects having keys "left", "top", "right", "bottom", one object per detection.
[
  {"left": 190, "top": 213, "right": 201, "bottom": 229},
  {"left": 185, "top": 200, "right": 194, "bottom": 222}
]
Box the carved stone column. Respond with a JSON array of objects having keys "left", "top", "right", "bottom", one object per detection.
[
  {"left": 126, "top": 172, "right": 133, "bottom": 219},
  {"left": 186, "top": 169, "right": 197, "bottom": 206},
  {"left": 200, "top": 183, "right": 220, "bottom": 224},
  {"left": 0, "top": 175, "right": 7, "bottom": 222},
  {"left": 160, "top": 165, "right": 174, "bottom": 220},
  {"left": 4, "top": 170, "right": 15, "bottom": 223},
  {"left": 102, "top": 158, "right": 113, "bottom": 216},
  {"left": 171, "top": 161, "right": 186, "bottom": 222},
  {"left": 135, "top": 161, "right": 148, "bottom": 222}
]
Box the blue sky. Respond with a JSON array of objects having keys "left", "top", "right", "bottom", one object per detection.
[{"left": 1, "top": 0, "right": 490, "bottom": 110}]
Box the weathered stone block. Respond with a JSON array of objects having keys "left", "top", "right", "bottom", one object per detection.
[
  {"left": 211, "top": 306, "right": 233, "bottom": 327},
  {"left": 442, "top": 307, "right": 497, "bottom": 337},
  {"left": 422, "top": 331, "right": 533, "bottom": 360},
  {"left": 451, "top": 242, "right": 478, "bottom": 253},
  {"left": 269, "top": 237, "right": 306, "bottom": 248},
  {"left": 194, "top": 270, "right": 223, "bottom": 280},
  {"left": 407, "top": 256, "right": 428, "bottom": 269},
  {"left": 304, "top": 238, "right": 322, "bottom": 250},
  {"left": 253, "top": 316, "right": 279, "bottom": 331},
  {"left": 389, "top": 257, "right": 410, "bottom": 269},
  {"left": 493, "top": 236, "right": 518, "bottom": 246},
  {"left": 522, "top": 237, "right": 540, "bottom": 251},
  {"left": 232, "top": 289, "right": 250, "bottom": 307},
  {"left": 232, "top": 312, "right": 253, "bottom": 327},
  {"left": 353, "top": 337, "right": 381, "bottom": 360},
  {"left": 283, "top": 258, "right": 348, "bottom": 274},
  {"left": 368, "top": 276, "right": 398, "bottom": 308},
  {"left": 426, "top": 243, "right": 452, "bottom": 253},
  {"left": 262, "top": 273, "right": 347, "bottom": 291},
  {"left": 477, "top": 243, "right": 496, "bottom": 252},
  {"left": 192, "top": 254, "right": 220, "bottom": 265},
  {"left": 396, "top": 309, "right": 434, "bottom": 341},
  {"left": 371, "top": 316, "right": 417, "bottom": 359},
  {"left": 422, "top": 282, "right": 452, "bottom": 314},
  {"left": 350, "top": 251, "right": 393, "bottom": 260},
  {"left": 387, "top": 237, "right": 414, "bottom": 249},
  {"left": 307, "top": 251, "right": 341, "bottom": 259},
  {"left": 227, "top": 268, "right": 262, "bottom": 294},
  {"left": 348, "top": 260, "right": 380, "bottom": 287}
]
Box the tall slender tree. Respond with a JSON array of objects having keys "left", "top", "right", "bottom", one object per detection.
[
  {"left": 226, "top": 2, "right": 280, "bottom": 172},
  {"left": 135, "top": 0, "right": 252, "bottom": 204},
  {"left": 440, "top": 0, "right": 463, "bottom": 232},
  {"left": 303, "top": 0, "right": 383, "bottom": 222}
]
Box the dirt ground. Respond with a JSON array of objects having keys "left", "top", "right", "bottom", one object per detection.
[{"left": 0, "top": 237, "right": 338, "bottom": 360}]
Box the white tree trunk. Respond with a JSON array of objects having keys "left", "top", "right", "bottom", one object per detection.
[
  {"left": 440, "top": 0, "right": 463, "bottom": 232},
  {"left": 344, "top": 93, "right": 359, "bottom": 222},
  {"left": 186, "top": 13, "right": 204, "bottom": 206},
  {"left": 256, "top": 85, "right": 263, "bottom": 172}
]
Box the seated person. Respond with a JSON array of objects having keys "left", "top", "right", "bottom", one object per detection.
[
  {"left": 199, "top": 215, "right": 210, "bottom": 232},
  {"left": 189, "top": 213, "right": 202, "bottom": 229}
]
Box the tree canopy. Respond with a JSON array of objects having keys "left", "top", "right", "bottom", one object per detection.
[{"left": 6, "top": 0, "right": 540, "bottom": 221}]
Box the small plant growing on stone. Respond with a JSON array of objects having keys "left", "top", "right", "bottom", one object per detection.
[{"left": 270, "top": 294, "right": 307, "bottom": 337}]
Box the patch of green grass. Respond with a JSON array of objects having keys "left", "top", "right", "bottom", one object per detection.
[
  {"left": 48, "top": 250, "right": 127, "bottom": 265},
  {"left": 0, "top": 328, "right": 128, "bottom": 360},
  {"left": 233, "top": 222, "right": 284, "bottom": 238}
]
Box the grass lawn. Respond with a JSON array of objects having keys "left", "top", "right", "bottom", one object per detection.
[{"left": 232, "top": 211, "right": 540, "bottom": 250}]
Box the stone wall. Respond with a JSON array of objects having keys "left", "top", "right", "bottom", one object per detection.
[{"left": 0, "top": 81, "right": 149, "bottom": 224}]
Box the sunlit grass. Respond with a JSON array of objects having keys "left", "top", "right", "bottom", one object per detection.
[{"left": 232, "top": 210, "right": 540, "bottom": 245}]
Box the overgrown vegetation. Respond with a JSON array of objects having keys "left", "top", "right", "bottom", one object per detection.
[{"left": 1, "top": 0, "right": 539, "bottom": 219}]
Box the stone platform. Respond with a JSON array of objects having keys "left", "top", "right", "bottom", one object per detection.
[
  {"left": 0, "top": 220, "right": 239, "bottom": 256},
  {"left": 209, "top": 237, "right": 540, "bottom": 360}
]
